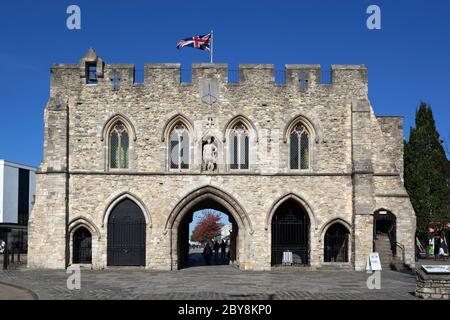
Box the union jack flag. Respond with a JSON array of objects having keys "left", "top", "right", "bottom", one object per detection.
[{"left": 176, "top": 33, "right": 211, "bottom": 52}]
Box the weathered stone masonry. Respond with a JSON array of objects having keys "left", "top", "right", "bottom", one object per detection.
[{"left": 28, "top": 48, "right": 416, "bottom": 271}]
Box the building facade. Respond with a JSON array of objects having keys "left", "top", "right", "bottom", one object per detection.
[
  {"left": 28, "top": 49, "right": 416, "bottom": 270},
  {"left": 0, "top": 160, "right": 36, "bottom": 252}
]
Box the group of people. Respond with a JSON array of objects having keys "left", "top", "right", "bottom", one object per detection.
[{"left": 202, "top": 240, "right": 228, "bottom": 265}]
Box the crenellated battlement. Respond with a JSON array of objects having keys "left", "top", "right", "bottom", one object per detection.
[{"left": 49, "top": 48, "right": 368, "bottom": 95}]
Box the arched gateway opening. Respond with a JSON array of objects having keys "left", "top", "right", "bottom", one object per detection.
[
  {"left": 107, "top": 199, "right": 146, "bottom": 266},
  {"left": 271, "top": 198, "right": 310, "bottom": 266},
  {"left": 167, "top": 186, "right": 251, "bottom": 270},
  {"left": 178, "top": 204, "right": 238, "bottom": 269},
  {"left": 373, "top": 210, "right": 397, "bottom": 260},
  {"left": 324, "top": 223, "right": 349, "bottom": 262},
  {"left": 73, "top": 227, "right": 92, "bottom": 264}
]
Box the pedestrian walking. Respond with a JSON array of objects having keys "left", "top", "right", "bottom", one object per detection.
[
  {"left": 202, "top": 243, "right": 212, "bottom": 265},
  {"left": 220, "top": 240, "right": 227, "bottom": 260},
  {"left": 213, "top": 240, "right": 220, "bottom": 261}
]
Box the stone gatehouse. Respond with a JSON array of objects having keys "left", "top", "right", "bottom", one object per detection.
[{"left": 28, "top": 48, "right": 416, "bottom": 271}]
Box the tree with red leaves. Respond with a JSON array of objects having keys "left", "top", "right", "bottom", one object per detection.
[{"left": 191, "top": 210, "right": 223, "bottom": 244}]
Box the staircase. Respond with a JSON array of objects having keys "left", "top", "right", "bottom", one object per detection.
[{"left": 374, "top": 234, "right": 404, "bottom": 271}]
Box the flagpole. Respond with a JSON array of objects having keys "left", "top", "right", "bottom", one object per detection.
[{"left": 210, "top": 30, "right": 214, "bottom": 64}]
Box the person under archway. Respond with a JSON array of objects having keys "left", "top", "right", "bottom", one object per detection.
[
  {"left": 202, "top": 243, "right": 212, "bottom": 265},
  {"left": 220, "top": 240, "right": 227, "bottom": 260}
]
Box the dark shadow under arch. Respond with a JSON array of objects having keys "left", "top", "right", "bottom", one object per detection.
[
  {"left": 73, "top": 226, "right": 92, "bottom": 264},
  {"left": 324, "top": 223, "right": 349, "bottom": 262},
  {"left": 271, "top": 197, "right": 310, "bottom": 266}
]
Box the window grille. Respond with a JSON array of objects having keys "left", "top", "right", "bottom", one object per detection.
[
  {"left": 290, "top": 124, "right": 310, "bottom": 170},
  {"left": 229, "top": 122, "right": 249, "bottom": 170},
  {"left": 170, "top": 123, "right": 190, "bottom": 170},
  {"left": 110, "top": 122, "right": 129, "bottom": 169}
]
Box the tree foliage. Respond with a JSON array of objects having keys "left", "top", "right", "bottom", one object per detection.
[
  {"left": 404, "top": 101, "right": 449, "bottom": 234},
  {"left": 191, "top": 211, "right": 223, "bottom": 243}
]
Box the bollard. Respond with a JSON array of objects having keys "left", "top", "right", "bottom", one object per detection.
[
  {"left": 2, "top": 248, "right": 8, "bottom": 270},
  {"left": 2, "top": 230, "right": 9, "bottom": 270}
]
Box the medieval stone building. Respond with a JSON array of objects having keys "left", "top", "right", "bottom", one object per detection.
[{"left": 28, "top": 48, "right": 416, "bottom": 271}]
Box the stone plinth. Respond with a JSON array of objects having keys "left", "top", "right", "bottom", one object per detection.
[{"left": 416, "top": 268, "right": 450, "bottom": 300}]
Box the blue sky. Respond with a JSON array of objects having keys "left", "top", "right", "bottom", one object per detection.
[{"left": 0, "top": 0, "right": 449, "bottom": 166}]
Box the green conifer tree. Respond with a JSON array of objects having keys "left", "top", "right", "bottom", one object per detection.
[{"left": 404, "top": 102, "right": 449, "bottom": 235}]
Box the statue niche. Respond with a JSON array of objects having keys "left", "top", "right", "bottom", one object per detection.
[{"left": 202, "top": 136, "right": 218, "bottom": 172}]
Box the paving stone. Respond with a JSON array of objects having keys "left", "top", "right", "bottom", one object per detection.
[{"left": 0, "top": 266, "right": 417, "bottom": 300}]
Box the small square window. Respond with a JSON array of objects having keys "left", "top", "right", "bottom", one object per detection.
[{"left": 87, "top": 64, "right": 98, "bottom": 84}]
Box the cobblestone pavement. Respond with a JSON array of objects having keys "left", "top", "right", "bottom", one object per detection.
[{"left": 0, "top": 264, "right": 417, "bottom": 300}]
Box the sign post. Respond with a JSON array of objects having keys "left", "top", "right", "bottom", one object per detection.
[{"left": 366, "top": 252, "right": 382, "bottom": 271}]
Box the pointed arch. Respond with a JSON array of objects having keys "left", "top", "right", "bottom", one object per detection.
[
  {"left": 319, "top": 218, "right": 352, "bottom": 239},
  {"left": 161, "top": 113, "right": 194, "bottom": 142},
  {"left": 283, "top": 114, "right": 319, "bottom": 144},
  {"left": 101, "top": 114, "right": 137, "bottom": 142},
  {"left": 323, "top": 220, "right": 351, "bottom": 263},
  {"left": 268, "top": 193, "right": 313, "bottom": 266},
  {"left": 266, "top": 193, "right": 316, "bottom": 230},
  {"left": 102, "top": 192, "right": 151, "bottom": 227},
  {"left": 165, "top": 185, "right": 253, "bottom": 234},
  {"left": 68, "top": 216, "right": 101, "bottom": 240},
  {"left": 223, "top": 115, "right": 259, "bottom": 143},
  {"left": 284, "top": 114, "right": 318, "bottom": 171},
  {"left": 165, "top": 185, "right": 253, "bottom": 270}
]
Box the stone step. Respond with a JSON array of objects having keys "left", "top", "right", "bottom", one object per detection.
[{"left": 317, "top": 264, "right": 354, "bottom": 271}]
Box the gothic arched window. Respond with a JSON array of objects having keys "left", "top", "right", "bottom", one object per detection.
[
  {"left": 229, "top": 122, "right": 249, "bottom": 170},
  {"left": 290, "top": 124, "right": 310, "bottom": 170},
  {"left": 169, "top": 122, "right": 190, "bottom": 170},
  {"left": 109, "top": 121, "right": 129, "bottom": 169}
]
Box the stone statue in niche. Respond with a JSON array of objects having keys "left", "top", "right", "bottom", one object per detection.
[{"left": 202, "top": 136, "right": 218, "bottom": 172}]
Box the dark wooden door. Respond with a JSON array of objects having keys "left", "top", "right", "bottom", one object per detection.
[{"left": 107, "top": 199, "right": 146, "bottom": 266}]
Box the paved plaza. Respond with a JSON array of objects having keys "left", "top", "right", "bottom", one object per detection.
[{"left": 0, "top": 262, "right": 418, "bottom": 300}]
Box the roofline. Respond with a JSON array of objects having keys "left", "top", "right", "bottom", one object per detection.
[
  {"left": 375, "top": 115, "right": 404, "bottom": 119},
  {"left": 0, "top": 160, "right": 38, "bottom": 171}
]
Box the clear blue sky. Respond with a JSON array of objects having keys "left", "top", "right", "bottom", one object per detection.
[{"left": 0, "top": 0, "right": 449, "bottom": 166}]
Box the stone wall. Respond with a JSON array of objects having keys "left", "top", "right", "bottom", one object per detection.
[
  {"left": 27, "top": 48, "right": 416, "bottom": 271},
  {"left": 416, "top": 269, "right": 450, "bottom": 300}
]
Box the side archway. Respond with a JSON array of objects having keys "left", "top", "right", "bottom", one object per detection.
[
  {"left": 322, "top": 221, "right": 351, "bottom": 263},
  {"left": 106, "top": 198, "right": 147, "bottom": 266},
  {"left": 68, "top": 217, "right": 100, "bottom": 266},
  {"left": 373, "top": 209, "right": 397, "bottom": 258},
  {"left": 72, "top": 227, "right": 92, "bottom": 264},
  {"left": 267, "top": 193, "right": 315, "bottom": 266}
]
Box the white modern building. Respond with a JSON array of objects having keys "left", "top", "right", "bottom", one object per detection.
[
  {"left": 0, "top": 160, "right": 37, "bottom": 252},
  {"left": 221, "top": 224, "right": 232, "bottom": 240},
  {"left": 0, "top": 160, "right": 36, "bottom": 224}
]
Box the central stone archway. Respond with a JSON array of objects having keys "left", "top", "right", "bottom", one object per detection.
[{"left": 165, "top": 186, "right": 252, "bottom": 270}]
